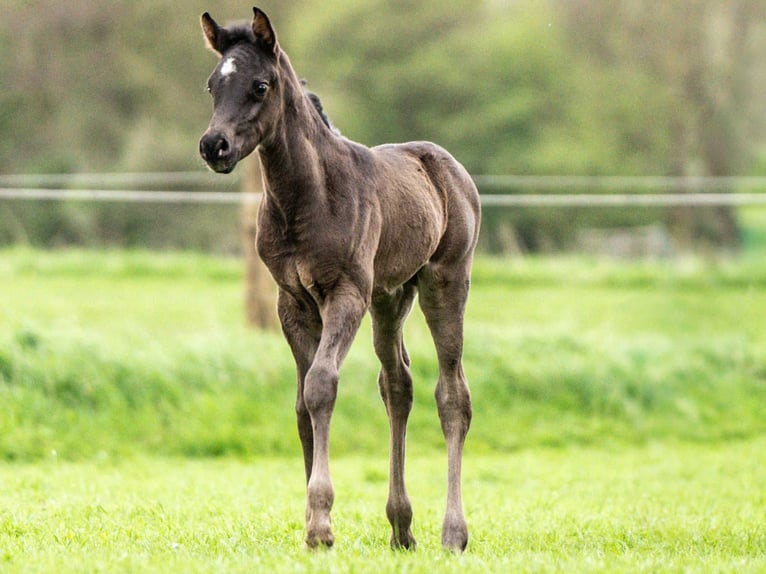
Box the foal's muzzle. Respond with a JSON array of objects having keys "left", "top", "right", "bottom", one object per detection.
[{"left": 199, "top": 131, "right": 237, "bottom": 173}]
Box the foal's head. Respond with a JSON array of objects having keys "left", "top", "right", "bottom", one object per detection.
[{"left": 199, "top": 8, "right": 283, "bottom": 174}]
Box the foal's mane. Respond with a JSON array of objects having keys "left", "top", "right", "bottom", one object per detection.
[{"left": 301, "top": 81, "right": 339, "bottom": 134}]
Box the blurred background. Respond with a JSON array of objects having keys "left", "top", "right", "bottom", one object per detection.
[
  {"left": 1, "top": 1, "right": 765, "bottom": 461},
  {"left": 2, "top": 0, "right": 765, "bottom": 256}
]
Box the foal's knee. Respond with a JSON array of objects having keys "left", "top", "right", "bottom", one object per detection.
[
  {"left": 304, "top": 362, "right": 339, "bottom": 416},
  {"left": 435, "top": 377, "right": 472, "bottom": 438}
]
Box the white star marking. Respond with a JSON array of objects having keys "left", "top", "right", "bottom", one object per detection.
[{"left": 220, "top": 58, "right": 237, "bottom": 78}]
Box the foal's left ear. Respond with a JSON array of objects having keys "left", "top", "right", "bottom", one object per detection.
[{"left": 252, "top": 7, "right": 277, "bottom": 55}]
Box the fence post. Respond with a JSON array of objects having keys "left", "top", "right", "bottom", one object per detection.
[{"left": 242, "top": 156, "right": 279, "bottom": 330}]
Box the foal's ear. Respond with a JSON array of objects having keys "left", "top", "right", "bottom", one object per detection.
[
  {"left": 201, "top": 12, "right": 225, "bottom": 55},
  {"left": 252, "top": 7, "right": 277, "bottom": 55}
]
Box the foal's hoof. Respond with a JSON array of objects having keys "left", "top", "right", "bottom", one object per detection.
[
  {"left": 305, "top": 526, "right": 334, "bottom": 550},
  {"left": 390, "top": 529, "right": 417, "bottom": 551},
  {"left": 441, "top": 519, "right": 468, "bottom": 552}
]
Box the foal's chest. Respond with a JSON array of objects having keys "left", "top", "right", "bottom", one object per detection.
[{"left": 255, "top": 225, "right": 327, "bottom": 297}]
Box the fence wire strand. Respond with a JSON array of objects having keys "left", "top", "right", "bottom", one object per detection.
[{"left": 1, "top": 173, "right": 766, "bottom": 206}]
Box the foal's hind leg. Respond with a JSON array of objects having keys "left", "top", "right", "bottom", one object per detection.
[
  {"left": 371, "top": 282, "right": 418, "bottom": 550},
  {"left": 417, "top": 262, "right": 472, "bottom": 552}
]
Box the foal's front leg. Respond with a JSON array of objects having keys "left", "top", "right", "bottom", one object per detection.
[
  {"left": 277, "top": 289, "right": 321, "bottom": 484},
  {"left": 302, "top": 284, "right": 368, "bottom": 548}
]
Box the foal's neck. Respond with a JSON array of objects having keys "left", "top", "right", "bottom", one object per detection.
[{"left": 257, "top": 57, "right": 333, "bottom": 209}]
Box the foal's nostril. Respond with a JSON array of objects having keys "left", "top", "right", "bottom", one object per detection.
[
  {"left": 215, "top": 138, "right": 230, "bottom": 158},
  {"left": 200, "top": 133, "right": 232, "bottom": 163}
]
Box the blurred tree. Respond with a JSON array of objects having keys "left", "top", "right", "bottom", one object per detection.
[
  {"left": 2, "top": 0, "right": 764, "bottom": 181},
  {"left": 287, "top": 0, "right": 678, "bottom": 177},
  {"left": 562, "top": 0, "right": 766, "bottom": 249},
  {"left": 0, "top": 0, "right": 241, "bottom": 173}
]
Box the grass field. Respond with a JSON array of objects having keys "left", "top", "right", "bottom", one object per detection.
[
  {"left": 0, "top": 247, "right": 765, "bottom": 571},
  {"left": 1, "top": 441, "right": 764, "bottom": 573}
]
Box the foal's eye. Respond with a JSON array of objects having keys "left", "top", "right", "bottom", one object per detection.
[{"left": 252, "top": 82, "right": 269, "bottom": 98}]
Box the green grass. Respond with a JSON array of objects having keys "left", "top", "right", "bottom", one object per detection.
[
  {"left": 0, "top": 247, "right": 765, "bottom": 459},
  {"left": 0, "top": 247, "right": 765, "bottom": 571},
  {"left": 1, "top": 440, "right": 764, "bottom": 573},
  {"left": 740, "top": 206, "right": 766, "bottom": 252}
]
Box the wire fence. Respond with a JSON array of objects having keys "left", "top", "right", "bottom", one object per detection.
[
  {"left": 1, "top": 173, "right": 766, "bottom": 206},
  {"left": 2, "top": 172, "right": 764, "bottom": 258}
]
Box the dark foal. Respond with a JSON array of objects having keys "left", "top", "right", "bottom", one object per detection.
[{"left": 199, "top": 8, "right": 480, "bottom": 552}]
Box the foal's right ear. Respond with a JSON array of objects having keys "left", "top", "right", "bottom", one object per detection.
[
  {"left": 201, "top": 12, "right": 224, "bottom": 55},
  {"left": 252, "top": 7, "right": 278, "bottom": 55}
]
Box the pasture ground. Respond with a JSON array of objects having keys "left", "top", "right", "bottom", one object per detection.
[
  {"left": 1, "top": 440, "right": 764, "bottom": 573},
  {"left": 0, "top": 245, "right": 765, "bottom": 571}
]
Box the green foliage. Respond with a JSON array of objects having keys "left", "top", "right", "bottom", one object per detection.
[
  {"left": 0, "top": 0, "right": 218, "bottom": 173},
  {"left": 1, "top": 249, "right": 765, "bottom": 461},
  {"left": 286, "top": 0, "right": 727, "bottom": 178},
  {"left": 2, "top": 1, "right": 764, "bottom": 252},
  {"left": 2, "top": 1, "right": 763, "bottom": 176}
]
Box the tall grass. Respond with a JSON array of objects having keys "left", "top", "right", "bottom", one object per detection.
[{"left": 0, "top": 248, "right": 764, "bottom": 460}]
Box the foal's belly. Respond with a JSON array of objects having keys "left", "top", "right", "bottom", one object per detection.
[
  {"left": 372, "top": 220, "right": 442, "bottom": 293},
  {"left": 372, "top": 258, "right": 425, "bottom": 294},
  {"left": 372, "top": 202, "right": 445, "bottom": 293}
]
